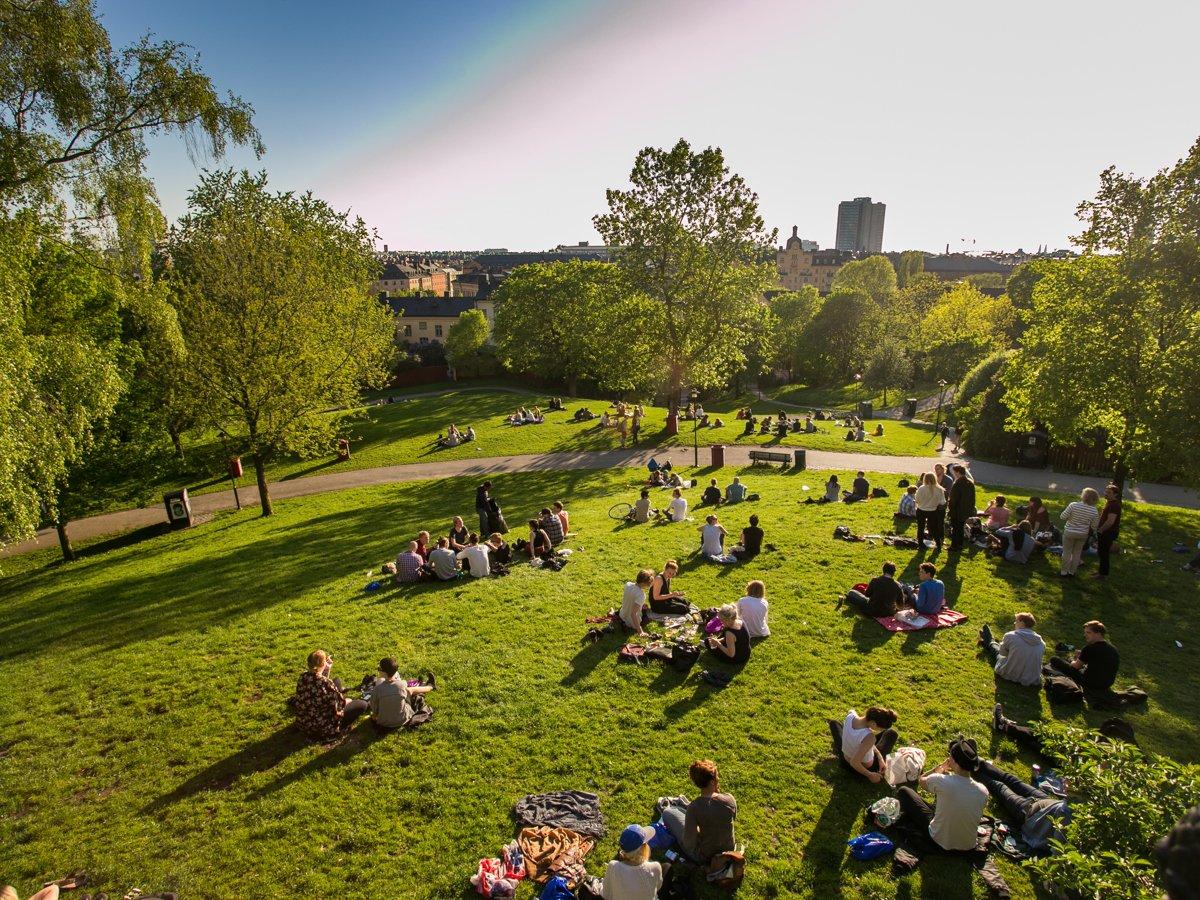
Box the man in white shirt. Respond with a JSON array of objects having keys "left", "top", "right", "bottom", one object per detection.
[
  {"left": 736, "top": 580, "right": 770, "bottom": 638},
  {"left": 700, "top": 514, "right": 726, "bottom": 556},
  {"left": 619, "top": 570, "right": 654, "bottom": 634},
  {"left": 668, "top": 488, "right": 688, "bottom": 523},
  {"left": 896, "top": 737, "right": 989, "bottom": 851},
  {"left": 457, "top": 535, "right": 491, "bottom": 578}
]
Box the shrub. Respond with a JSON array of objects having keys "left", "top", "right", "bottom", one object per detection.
[{"left": 957, "top": 351, "right": 1021, "bottom": 461}]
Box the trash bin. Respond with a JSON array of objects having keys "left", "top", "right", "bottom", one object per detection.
[
  {"left": 904, "top": 398, "right": 918, "bottom": 419},
  {"left": 665, "top": 412, "right": 679, "bottom": 437},
  {"left": 858, "top": 401, "right": 873, "bottom": 420},
  {"left": 1018, "top": 430, "right": 1049, "bottom": 468},
  {"left": 164, "top": 488, "right": 193, "bottom": 530},
  {"left": 227, "top": 456, "right": 243, "bottom": 479},
  {"left": 793, "top": 448, "right": 807, "bottom": 470},
  {"left": 711, "top": 444, "right": 725, "bottom": 468}
]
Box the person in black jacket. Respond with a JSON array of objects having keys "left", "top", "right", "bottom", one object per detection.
[
  {"left": 475, "top": 481, "right": 492, "bottom": 537},
  {"left": 947, "top": 465, "right": 977, "bottom": 552},
  {"left": 839, "top": 562, "right": 905, "bottom": 617}
]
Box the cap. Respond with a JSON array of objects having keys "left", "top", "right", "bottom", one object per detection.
[
  {"left": 949, "top": 736, "right": 980, "bottom": 772},
  {"left": 619, "top": 824, "right": 656, "bottom": 853}
]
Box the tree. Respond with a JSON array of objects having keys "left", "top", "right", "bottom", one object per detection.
[
  {"left": 917, "top": 282, "right": 1017, "bottom": 383},
  {"left": 795, "top": 291, "right": 880, "bottom": 383},
  {"left": 769, "top": 287, "right": 821, "bottom": 381},
  {"left": 895, "top": 250, "right": 925, "bottom": 289},
  {"left": 493, "top": 261, "right": 658, "bottom": 396},
  {"left": 956, "top": 351, "right": 1019, "bottom": 461},
  {"left": 898, "top": 271, "right": 951, "bottom": 316},
  {"left": 593, "top": 139, "right": 776, "bottom": 409},
  {"left": 863, "top": 344, "right": 914, "bottom": 406},
  {"left": 169, "top": 170, "right": 394, "bottom": 516},
  {"left": 830, "top": 255, "right": 897, "bottom": 306},
  {"left": 444, "top": 309, "right": 490, "bottom": 372}
]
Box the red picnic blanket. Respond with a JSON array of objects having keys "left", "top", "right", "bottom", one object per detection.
[{"left": 876, "top": 609, "right": 968, "bottom": 632}]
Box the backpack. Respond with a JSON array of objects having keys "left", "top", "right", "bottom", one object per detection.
[
  {"left": 1044, "top": 675, "right": 1084, "bottom": 704},
  {"left": 834, "top": 525, "right": 852, "bottom": 539},
  {"left": 872, "top": 487, "right": 889, "bottom": 498},
  {"left": 1099, "top": 716, "right": 1138, "bottom": 743},
  {"left": 671, "top": 643, "right": 701, "bottom": 671},
  {"left": 619, "top": 644, "right": 646, "bottom": 664},
  {"left": 706, "top": 850, "right": 745, "bottom": 891}
]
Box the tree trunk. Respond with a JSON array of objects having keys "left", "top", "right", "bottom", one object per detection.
[
  {"left": 55, "top": 518, "right": 75, "bottom": 562},
  {"left": 1112, "top": 458, "right": 1129, "bottom": 493},
  {"left": 253, "top": 453, "right": 273, "bottom": 517},
  {"left": 567, "top": 373, "right": 578, "bottom": 397},
  {"left": 168, "top": 425, "right": 185, "bottom": 461}
]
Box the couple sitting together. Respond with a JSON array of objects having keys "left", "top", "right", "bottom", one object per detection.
[
  {"left": 700, "top": 477, "right": 748, "bottom": 506},
  {"left": 838, "top": 561, "right": 945, "bottom": 618},
  {"left": 293, "top": 650, "right": 436, "bottom": 739},
  {"left": 437, "top": 423, "right": 475, "bottom": 447},
  {"left": 699, "top": 513, "right": 763, "bottom": 562}
]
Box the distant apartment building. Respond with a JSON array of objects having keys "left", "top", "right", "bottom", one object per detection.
[
  {"left": 551, "top": 241, "right": 612, "bottom": 259},
  {"left": 372, "top": 259, "right": 457, "bottom": 296},
  {"left": 835, "top": 197, "right": 886, "bottom": 253},
  {"left": 385, "top": 274, "right": 502, "bottom": 345},
  {"left": 883, "top": 251, "right": 1015, "bottom": 282},
  {"left": 776, "top": 226, "right": 854, "bottom": 293}
]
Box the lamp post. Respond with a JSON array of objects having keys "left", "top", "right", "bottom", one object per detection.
[
  {"left": 690, "top": 388, "right": 700, "bottom": 468},
  {"left": 934, "top": 379, "right": 948, "bottom": 432}
]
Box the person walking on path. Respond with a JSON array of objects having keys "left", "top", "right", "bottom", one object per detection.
[
  {"left": 948, "top": 465, "right": 976, "bottom": 553},
  {"left": 1096, "top": 483, "right": 1122, "bottom": 579},
  {"left": 1060, "top": 487, "right": 1100, "bottom": 577}
]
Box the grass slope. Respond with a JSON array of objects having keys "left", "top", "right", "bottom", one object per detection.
[{"left": 5, "top": 468, "right": 1195, "bottom": 898}]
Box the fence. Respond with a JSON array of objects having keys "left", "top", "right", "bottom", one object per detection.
[
  {"left": 389, "top": 365, "right": 450, "bottom": 388},
  {"left": 1047, "top": 444, "right": 1115, "bottom": 476}
]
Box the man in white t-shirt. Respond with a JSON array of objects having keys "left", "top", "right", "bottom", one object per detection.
[
  {"left": 896, "top": 737, "right": 989, "bottom": 851},
  {"left": 457, "top": 536, "right": 491, "bottom": 578},
  {"left": 619, "top": 570, "right": 654, "bottom": 634},
  {"left": 700, "top": 514, "right": 726, "bottom": 556},
  {"left": 736, "top": 580, "right": 770, "bottom": 638},
  {"left": 668, "top": 488, "right": 688, "bottom": 523}
]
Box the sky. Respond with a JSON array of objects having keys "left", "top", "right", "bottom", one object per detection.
[{"left": 98, "top": 0, "right": 1200, "bottom": 253}]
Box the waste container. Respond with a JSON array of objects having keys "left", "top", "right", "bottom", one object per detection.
[
  {"left": 1018, "top": 430, "right": 1049, "bottom": 468},
  {"left": 904, "top": 398, "right": 918, "bottom": 419},
  {"left": 227, "top": 456, "right": 243, "bottom": 479},
  {"left": 164, "top": 488, "right": 193, "bottom": 530},
  {"left": 858, "top": 401, "right": 873, "bottom": 420},
  {"left": 793, "top": 448, "right": 807, "bottom": 470},
  {"left": 665, "top": 412, "right": 679, "bottom": 437},
  {"left": 711, "top": 445, "right": 725, "bottom": 468}
]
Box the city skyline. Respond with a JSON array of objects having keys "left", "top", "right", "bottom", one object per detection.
[{"left": 96, "top": 0, "right": 1200, "bottom": 252}]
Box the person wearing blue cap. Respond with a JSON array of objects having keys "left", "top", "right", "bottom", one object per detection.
[{"left": 598, "top": 824, "right": 664, "bottom": 899}]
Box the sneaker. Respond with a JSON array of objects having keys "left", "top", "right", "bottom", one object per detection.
[
  {"left": 836, "top": 594, "right": 844, "bottom": 609},
  {"left": 992, "top": 703, "right": 1006, "bottom": 732},
  {"left": 425, "top": 671, "right": 437, "bottom": 690}
]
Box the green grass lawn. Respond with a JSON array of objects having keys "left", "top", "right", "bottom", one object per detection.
[
  {"left": 75, "top": 388, "right": 941, "bottom": 518},
  {"left": 3, "top": 465, "right": 1197, "bottom": 898},
  {"left": 765, "top": 381, "right": 942, "bottom": 413}
]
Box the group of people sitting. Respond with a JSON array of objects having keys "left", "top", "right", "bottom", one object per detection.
[
  {"left": 844, "top": 422, "right": 882, "bottom": 442},
  {"left": 741, "top": 411, "right": 818, "bottom": 437},
  {"left": 292, "top": 650, "right": 436, "bottom": 739},
  {"left": 838, "top": 560, "right": 946, "bottom": 618},
  {"left": 981, "top": 616, "right": 1121, "bottom": 693},
  {"left": 505, "top": 406, "right": 544, "bottom": 425},
  {"left": 818, "top": 471, "right": 873, "bottom": 504},
  {"left": 699, "top": 511, "right": 764, "bottom": 563},
  {"left": 436, "top": 422, "right": 476, "bottom": 447},
  {"left": 700, "top": 476, "right": 748, "bottom": 506}
]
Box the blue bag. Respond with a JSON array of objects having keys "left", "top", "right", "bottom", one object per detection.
[
  {"left": 649, "top": 819, "right": 675, "bottom": 850},
  {"left": 847, "top": 831, "right": 895, "bottom": 860},
  {"left": 540, "top": 875, "right": 575, "bottom": 899}
]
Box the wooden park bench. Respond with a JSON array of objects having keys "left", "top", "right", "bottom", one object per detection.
[{"left": 748, "top": 449, "right": 792, "bottom": 468}]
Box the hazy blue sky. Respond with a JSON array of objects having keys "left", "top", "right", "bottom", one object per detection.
[{"left": 98, "top": 0, "right": 1200, "bottom": 252}]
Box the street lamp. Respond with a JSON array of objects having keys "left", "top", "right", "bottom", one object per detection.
[
  {"left": 690, "top": 388, "right": 700, "bottom": 468},
  {"left": 935, "top": 379, "right": 948, "bottom": 431}
]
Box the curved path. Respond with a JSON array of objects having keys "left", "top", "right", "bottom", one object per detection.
[{"left": 3, "top": 444, "right": 1196, "bottom": 559}]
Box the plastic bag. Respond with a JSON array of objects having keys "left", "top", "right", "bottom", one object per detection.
[
  {"left": 884, "top": 746, "right": 926, "bottom": 787},
  {"left": 847, "top": 832, "right": 895, "bottom": 860}
]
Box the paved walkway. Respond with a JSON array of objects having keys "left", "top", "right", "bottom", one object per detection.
[{"left": 4, "top": 443, "right": 1196, "bottom": 559}]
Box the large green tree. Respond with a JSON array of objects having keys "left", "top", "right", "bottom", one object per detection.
[
  {"left": 444, "top": 309, "right": 490, "bottom": 372},
  {"left": 769, "top": 287, "right": 821, "bottom": 381},
  {"left": 1005, "top": 138, "right": 1200, "bottom": 488},
  {"left": 917, "top": 282, "right": 1017, "bottom": 383},
  {"left": 593, "top": 139, "right": 776, "bottom": 410},
  {"left": 169, "top": 170, "right": 394, "bottom": 516},
  {"left": 830, "top": 255, "right": 897, "bottom": 306},
  {"left": 492, "top": 260, "right": 658, "bottom": 396},
  {"left": 795, "top": 290, "right": 880, "bottom": 383}
]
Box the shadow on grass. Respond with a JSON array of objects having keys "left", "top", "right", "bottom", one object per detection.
[
  {"left": 247, "top": 722, "right": 383, "bottom": 800},
  {"left": 801, "top": 758, "right": 866, "bottom": 897},
  {"left": 279, "top": 457, "right": 346, "bottom": 481},
  {"left": 562, "top": 639, "right": 616, "bottom": 687}
]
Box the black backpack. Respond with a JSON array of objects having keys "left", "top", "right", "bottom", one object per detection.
[
  {"left": 1044, "top": 675, "right": 1084, "bottom": 704},
  {"left": 671, "top": 643, "right": 701, "bottom": 672}
]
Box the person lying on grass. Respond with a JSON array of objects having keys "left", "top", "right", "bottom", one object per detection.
[
  {"left": 527, "top": 519, "right": 554, "bottom": 561},
  {"left": 428, "top": 537, "right": 460, "bottom": 580},
  {"left": 293, "top": 650, "right": 368, "bottom": 741},
  {"left": 369, "top": 656, "right": 435, "bottom": 730},
  {"left": 658, "top": 760, "right": 738, "bottom": 867},
  {"left": 736, "top": 580, "right": 769, "bottom": 638},
  {"left": 705, "top": 604, "right": 751, "bottom": 665},
  {"left": 619, "top": 569, "right": 655, "bottom": 634},
  {"left": 731, "top": 514, "right": 763, "bottom": 561},
  {"left": 649, "top": 560, "right": 690, "bottom": 615},
  {"left": 972, "top": 757, "right": 1071, "bottom": 854},
  {"left": 700, "top": 514, "right": 728, "bottom": 558},
  {"left": 986, "top": 521, "right": 1045, "bottom": 564},
  {"left": 835, "top": 706, "right": 899, "bottom": 783},
  {"left": 701, "top": 478, "right": 722, "bottom": 506}
]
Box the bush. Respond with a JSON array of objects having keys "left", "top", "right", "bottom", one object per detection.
[
  {"left": 957, "top": 351, "right": 1021, "bottom": 461},
  {"left": 1028, "top": 724, "right": 1200, "bottom": 899},
  {"left": 957, "top": 351, "right": 1009, "bottom": 411}
]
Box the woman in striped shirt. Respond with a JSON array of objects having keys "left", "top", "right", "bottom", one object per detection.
[{"left": 1059, "top": 487, "right": 1100, "bottom": 576}]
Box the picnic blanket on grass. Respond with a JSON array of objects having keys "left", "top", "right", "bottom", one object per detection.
[
  {"left": 517, "top": 826, "right": 594, "bottom": 885},
  {"left": 515, "top": 790, "right": 607, "bottom": 839},
  {"left": 876, "top": 609, "right": 968, "bottom": 632}
]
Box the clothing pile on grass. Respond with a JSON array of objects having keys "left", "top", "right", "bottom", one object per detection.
[
  {"left": 832, "top": 525, "right": 921, "bottom": 549},
  {"left": 472, "top": 791, "right": 606, "bottom": 897},
  {"left": 582, "top": 607, "right": 709, "bottom": 674}
]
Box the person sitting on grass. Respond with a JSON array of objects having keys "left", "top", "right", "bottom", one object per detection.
[
  {"left": 737, "top": 580, "right": 770, "bottom": 638},
  {"left": 457, "top": 533, "right": 491, "bottom": 578},
  {"left": 874, "top": 423, "right": 884, "bottom": 437},
  {"left": 973, "top": 757, "right": 1070, "bottom": 855},
  {"left": 840, "top": 561, "right": 904, "bottom": 618},
  {"left": 599, "top": 825, "right": 666, "bottom": 899},
  {"left": 896, "top": 485, "right": 918, "bottom": 520},
  {"left": 725, "top": 476, "right": 748, "bottom": 504},
  {"left": 856, "top": 425, "right": 868, "bottom": 442},
  {"left": 553, "top": 500, "right": 570, "bottom": 536},
  {"left": 449, "top": 516, "right": 470, "bottom": 552},
  {"left": 983, "top": 495, "right": 1011, "bottom": 530},
  {"left": 665, "top": 470, "right": 686, "bottom": 489},
  {"left": 648, "top": 468, "right": 666, "bottom": 487},
  {"left": 486, "top": 532, "right": 512, "bottom": 566},
  {"left": 1047, "top": 620, "right": 1120, "bottom": 691},
  {"left": 987, "top": 521, "right": 1042, "bottom": 564},
  {"left": 896, "top": 737, "right": 989, "bottom": 852},
  {"left": 833, "top": 707, "right": 899, "bottom": 783},
  {"left": 428, "top": 537, "right": 460, "bottom": 580},
  {"left": 760, "top": 416, "right": 773, "bottom": 435},
  {"left": 630, "top": 488, "right": 655, "bottom": 523},
  {"left": 701, "top": 478, "right": 722, "bottom": 506},
  {"left": 600, "top": 411, "right": 611, "bottom": 428},
  {"left": 293, "top": 650, "right": 369, "bottom": 741},
  {"left": 465, "top": 425, "right": 476, "bottom": 442},
  {"left": 395, "top": 541, "right": 427, "bottom": 584},
  {"left": 846, "top": 471, "right": 870, "bottom": 502},
  {"left": 845, "top": 427, "right": 857, "bottom": 442},
  {"left": 700, "top": 514, "right": 728, "bottom": 558},
  {"left": 527, "top": 519, "right": 554, "bottom": 561},
  {"left": 980, "top": 612, "right": 1045, "bottom": 687},
  {"left": 911, "top": 562, "right": 946, "bottom": 616},
  {"left": 414, "top": 530, "right": 431, "bottom": 562},
  {"left": 805, "top": 414, "right": 817, "bottom": 433},
  {"left": 440, "top": 427, "right": 460, "bottom": 448},
  {"left": 620, "top": 569, "right": 655, "bottom": 634},
  {"left": 706, "top": 604, "right": 751, "bottom": 664},
  {"left": 731, "top": 514, "right": 764, "bottom": 561},
  {"left": 1022, "top": 496, "right": 1051, "bottom": 535},
  {"left": 540, "top": 507, "right": 565, "bottom": 546},
  {"left": 650, "top": 560, "right": 691, "bottom": 615},
  {"left": 822, "top": 474, "right": 840, "bottom": 503},
  {"left": 742, "top": 416, "right": 756, "bottom": 436},
  {"left": 658, "top": 760, "right": 738, "bottom": 868},
  {"left": 667, "top": 488, "right": 688, "bottom": 523},
  {"left": 369, "top": 656, "right": 435, "bottom": 730}
]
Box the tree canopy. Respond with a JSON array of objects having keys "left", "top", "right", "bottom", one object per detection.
[
  {"left": 444, "top": 309, "right": 490, "bottom": 372},
  {"left": 830, "top": 255, "right": 897, "bottom": 306},
  {"left": 593, "top": 139, "right": 776, "bottom": 407}
]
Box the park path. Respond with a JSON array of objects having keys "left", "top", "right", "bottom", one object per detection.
[{"left": 3, "top": 444, "right": 1196, "bottom": 558}]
